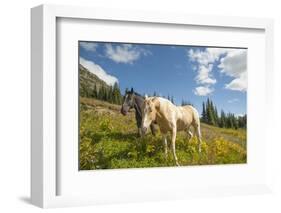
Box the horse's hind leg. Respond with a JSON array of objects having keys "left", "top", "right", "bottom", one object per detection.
[
  {"left": 194, "top": 124, "right": 202, "bottom": 153},
  {"left": 171, "top": 127, "right": 180, "bottom": 166},
  {"left": 186, "top": 127, "right": 193, "bottom": 142}
]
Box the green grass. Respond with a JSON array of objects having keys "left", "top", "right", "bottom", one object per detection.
[{"left": 79, "top": 97, "right": 247, "bottom": 170}]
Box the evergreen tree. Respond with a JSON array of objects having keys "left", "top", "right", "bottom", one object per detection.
[
  {"left": 93, "top": 84, "right": 98, "bottom": 98},
  {"left": 226, "top": 113, "right": 234, "bottom": 129},
  {"left": 210, "top": 100, "right": 216, "bottom": 125},
  {"left": 219, "top": 110, "right": 226, "bottom": 128},
  {"left": 232, "top": 114, "right": 237, "bottom": 129},
  {"left": 202, "top": 102, "right": 207, "bottom": 123},
  {"left": 108, "top": 86, "right": 113, "bottom": 103},
  {"left": 83, "top": 82, "right": 124, "bottom": 105},
  {"left": 214, "top": 106, "right": 219, "bottom": 126},
  {"left": 112, "top": 82, "right": 122, "bottom": 104},
  {"left": 237, "top": 115, "right": 247, "bottom": 129},
  {"left": 171, "top": 96, "right": 175, "bottom": 104},
  {"left": 201, "top": 98, "right": 247, "bottom": 129},
  {"left": 206, "top": 98, "right": 216, "bottom": 125},
  {"left": 97, "top": 85, "right": 102, "bottom": 100}
]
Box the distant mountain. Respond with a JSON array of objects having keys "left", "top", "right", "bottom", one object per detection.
[{"left": 79, "top": 64, "right": 110, "bottom": 97}]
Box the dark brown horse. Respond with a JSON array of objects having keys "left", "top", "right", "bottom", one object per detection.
[{"left": 121, "top": 88, "right": 157, "bottom": 137}]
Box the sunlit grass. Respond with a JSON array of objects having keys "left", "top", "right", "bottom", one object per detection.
[{"left": 79, "top": 98, "right": 247, "bottom": 170}]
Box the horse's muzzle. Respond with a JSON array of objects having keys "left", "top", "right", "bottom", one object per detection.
[{"left": 142, "top": 127, "right": 148, "bottom": 135}]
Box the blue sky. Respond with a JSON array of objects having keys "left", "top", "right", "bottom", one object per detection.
[{"left": 79, "top": 41, "right": 247, "bottom": 116}]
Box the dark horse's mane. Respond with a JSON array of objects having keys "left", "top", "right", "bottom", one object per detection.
[
  {"left": 126, "top": 91, "right": 143, "bottom": 98},
  {"left": 133, "top": 92, "right": 143, "bottom": 97}
]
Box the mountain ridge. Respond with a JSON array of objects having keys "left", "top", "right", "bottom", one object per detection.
[{"left": 79, "top": 64, "right": 111, "bottom": 97}]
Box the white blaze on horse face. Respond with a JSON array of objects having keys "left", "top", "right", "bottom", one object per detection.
[
  {"left": 142, "top": 102, "right": 154, "bottom": 131},
  {"left": 124, "top": 94, "right": 128, "bottom": 102},
  {"left": 142, "top": 107, "right": 151, "bottom": 129}
]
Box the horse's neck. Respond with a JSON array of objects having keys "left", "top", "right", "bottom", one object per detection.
[{"left": 134, "top": 95, "right": 143, "bottom": 117}]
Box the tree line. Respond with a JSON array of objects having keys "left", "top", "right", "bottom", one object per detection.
[
  {"left": 151, "top": 92, "right": 193, "bottom": 106},
  {"left": 201, "top": 98, "right": 247, "bottom": 129},
  {"left": 82, "top": 83, "right": 246, "bottom": 129},
  {"left": 82, "top": 82, "right": 123, "bottom": 105}
]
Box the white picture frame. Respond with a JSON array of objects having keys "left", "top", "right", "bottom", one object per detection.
[{"left": 31, "top": 4, "right": 274, "bottom": 208}]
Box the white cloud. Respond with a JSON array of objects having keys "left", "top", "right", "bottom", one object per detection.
[
  {"left": 225, "top": 72, "right": 247, "bottom": 92},
  {"left": 188, "top": 48, "right": 225, "bottom": 66},
  {"left": 188, "top": 48, "right": 247, "bottom": 95},
  {"left": 193, "top": 86, "right": 214, "bottom": 96},
  {"left": 218, "top": 50, "right": 246, "bottom": 77},
  {"left": 80, "top": 42, "right": 98, "bottom": 52},
  {"left": 188, "top": 48, "right": 225, "bottom": 96},
  {"left": 218, "top": 50, "right": 247, "bottom": 91},
  {"left": 105, "top": 44, "right": 150, "bottom": 64},
  {"left": 195, "top": 64, "right": 216, "bottom": 85},
  {"left": 188, "top": 48, "right": 228, "bottom": 86},
  {"left": 80, "top": 57, "right": 118, "bottom": 86},
  {"left": 228, "top": 98, "right": 239, "bottom": 103}
]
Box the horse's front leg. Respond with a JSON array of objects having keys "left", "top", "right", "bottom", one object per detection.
[
  {"left": 171, "top": 127, "right": 180, "bottom": 166},
  {"left": 136, "top": 113, "right": 143, "bottom": 137},
  {"left": 150, "top": 122, "right": 158, "bottom": 136},
  {"left": 138, "top": 128, "right": 143, "bottom": 137},
  {"left": 194, "top": 124, "right": 202, "bottom": 153},
  {"left": 137, "top": 122, "right": 143, "bottom": 137}
]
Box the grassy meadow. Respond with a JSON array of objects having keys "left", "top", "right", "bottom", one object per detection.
[{"left": 79, "top": 97, "right": 247, "bottom": 170}]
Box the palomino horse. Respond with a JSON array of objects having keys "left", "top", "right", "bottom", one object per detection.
[
  {"left": 121, "top": 88, "right": 157, "bottom": 137},
  {"left": 141, "top": 96, "right": 202, "bottom": 166}
]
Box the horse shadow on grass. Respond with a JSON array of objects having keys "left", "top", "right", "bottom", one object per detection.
[{"left": 90, "top": 131, "right": 140, "bottom": 144}]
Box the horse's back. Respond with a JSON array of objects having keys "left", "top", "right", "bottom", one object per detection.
[
  {"left": 151, "top": 97, "right": 200, "bottom": 131},
  {"left": 179, "top": 105, "right": 200, "bottom": 126}
]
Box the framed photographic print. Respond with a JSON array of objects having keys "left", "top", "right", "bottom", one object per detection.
[
  {"left": 78, "top": 41, "right": 247, "bottom": 169},
  {"left": 31, "top": 4, "right": 274, "bottom": 208}
]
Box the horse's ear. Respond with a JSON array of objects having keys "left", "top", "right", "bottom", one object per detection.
[
  {"left": 131, "top": 88, "right": 134, "bottom": 93},
  {"left": 144, "top": 94, "right": 148, "bottom": 100}
]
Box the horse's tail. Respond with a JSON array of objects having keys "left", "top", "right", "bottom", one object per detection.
[
  {"left": 189, "top": 106, "right": 200, "bottom": 126},
  {"left": 191, "top": 106, "right": 202, "bottom": 132}
]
